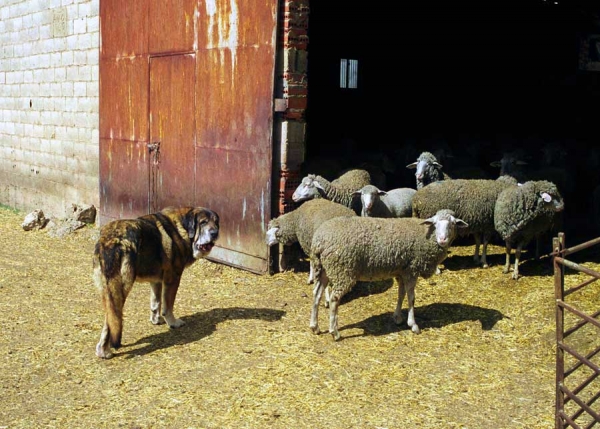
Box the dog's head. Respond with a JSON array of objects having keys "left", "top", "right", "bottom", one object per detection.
[{"left": 184, "top": 207, "right": 220, "bottom": 259}]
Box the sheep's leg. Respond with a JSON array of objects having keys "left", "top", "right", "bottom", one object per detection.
[
  {"left": 328, "top": 282, "right": 353, "bottom": 341},
  {"left": 512, "top": 244, "right": 522, "bottom": 280},
  {"left": 310, "top": 272, "right": 328, "bottom": 334},
  {"left": 503, "top": 242, "right": 512, "bottom": 274},
  {"left": 307, "top": 262, "right": 314, "bottom": 284},
  {"left": 473, "top": 234, "right": 481, "bottom": 264},
  {"left": 480, "top": 232, "right": 490, "bottom": 268},
  {"left": 392, "top": 276, "right": 407, "bottom": 326},
  {"left": 405, "top": 277, "right": 420, "bottom": 334}
]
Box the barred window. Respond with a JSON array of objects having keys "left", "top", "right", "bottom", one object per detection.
[{"left": 340, "top": 58, "right": 358, "bottom": 89}]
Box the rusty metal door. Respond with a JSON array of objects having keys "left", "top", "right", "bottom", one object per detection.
[
  {"left": 193, "top": 2, "right": 278, "bottom": 274},
  {"left": 100, "top": 0, "right": 278, "bottom": 274},
  {"left": 149, "top": 54, "right": 196, "bottom": 212}
]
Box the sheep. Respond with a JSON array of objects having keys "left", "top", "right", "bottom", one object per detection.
[
  {"left": 266, "top": 198, "right": 356, "bottom": 285},
  {"left": 291, "top": 169, "right": 372, "bottom": 214},
  {"left": 411, "top": 177, "right": 518, "bottom": 268},
  {"left": 309, "top": 209, "right": 468, "bottom": 340},
  {"left": 352, "top": 185, "right": 416, "bottom": 218},
  {"left": 490, "top": 146, "right": 568, "bottom": 257},
  {"left": 490, "top": 148, "right": 529, "bottom": 183},
  {"left": 494, "top": 180, "right": 565, "bottom": 280},
  {"left": 406, "top": 151, "right": 452, "bottom": 189}
]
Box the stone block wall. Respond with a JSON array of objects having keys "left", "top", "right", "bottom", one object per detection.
[{"left": 0, "top": 0, "right": 99, "bottom": 219}]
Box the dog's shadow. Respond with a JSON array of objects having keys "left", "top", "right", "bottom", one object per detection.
[
  {"left": 120, "top": 307, "right": 285, "bottom": 358},
  {"left": 339, "top": 303, "right": 505, "bottom": 339}
]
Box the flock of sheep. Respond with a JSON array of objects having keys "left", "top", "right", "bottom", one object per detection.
[{"left": 266, "top": 150, "right": 566, "bottom": 341}]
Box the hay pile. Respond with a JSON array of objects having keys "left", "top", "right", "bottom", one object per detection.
[{"left": 1, "top": 205, "right": 598, "bottom": 428}]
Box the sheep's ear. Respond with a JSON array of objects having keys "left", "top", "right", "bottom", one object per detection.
[
  {"left": 352, "top": 190, "right": 362, "bottom": 196},
  {"left": 406, "top": 162, "right": 417, "bottom": 169},
  {"left": 420, "top": 217, "right": 435, "bottom": 226},
  {"left": 314, "top": 181, "right": 325, "bottom": 190},
  {"left": 456, "top": 219, "right": 469, "bottom": 229},
  {"left": 490, "top": 161, "right": 501, "bottom": 167},
  {"left": 541, "top": 192, "right": 552, "bottom": 203},
  {"left": 378, "top": 190, "right": 387, "bottom": 196},
  {"left": 433, "top": 162, "right": 443, "bottom": 168}
]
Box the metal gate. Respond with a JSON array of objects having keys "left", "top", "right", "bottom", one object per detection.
[
  {"left": 553, "top": 233, "right": 600, "bottom": 428},
  {"left": 100, "top": 0, "right": 278, "bottom": 274}
]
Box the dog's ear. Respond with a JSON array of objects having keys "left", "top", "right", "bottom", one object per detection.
[{"left": 182, "top": 208, "right": 202, "bottom": 239}]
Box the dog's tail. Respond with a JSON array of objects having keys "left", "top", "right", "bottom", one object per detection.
[
  {"left": 104, "top": 277, "right": 126, "bottom": 348},
  {"left": 93, "top": 245, "right": 130, "bottom": 349}
]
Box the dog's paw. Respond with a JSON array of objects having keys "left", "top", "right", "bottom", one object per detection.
[
  {"left": 166, "top": 317, "right": 185, "bottom": 328},
  {"left": 150, "top": 314, "right": 165, "bottom": 325},
  {"left": 96, "top": 343, "right": 113, "bottom": 359}
]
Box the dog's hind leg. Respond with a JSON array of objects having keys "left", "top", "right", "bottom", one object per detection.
[
  {"left": 149, "top": 282, "right": 165, "bottom": 325},
  {"left": 96, "top": 316, "right": 113, "bottom": 359},
  {"left": 161, "top": 274, "right": 185, "bottom": 328}
]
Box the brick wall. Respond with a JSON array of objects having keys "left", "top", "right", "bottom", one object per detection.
[
  {"left": 277, "top": 0, "right": 309, "bottom": 215},
  {"left": 0, "top": 0, "right": 99, "bottom": 219}
]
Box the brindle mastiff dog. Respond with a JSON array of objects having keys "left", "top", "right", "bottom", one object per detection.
[{"left": 92, "top": 206, "right": 220, "bottom": 359}]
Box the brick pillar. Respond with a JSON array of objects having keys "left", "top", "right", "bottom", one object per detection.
[{"left": 277, "top": 0, "right": 309, "bottom": 215}]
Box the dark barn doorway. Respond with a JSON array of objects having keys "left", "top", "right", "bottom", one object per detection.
[{"left": 305, "top": 0, "right": 600, "bottom": 243}]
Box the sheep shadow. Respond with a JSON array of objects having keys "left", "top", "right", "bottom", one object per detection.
[
  {"left": 341, "top": 279, "right": 395, "bottom": 304},
  {"left": 117, "top": 307, "right": 285, "bottom": 359},
  {"left": 340, "top": 302, "right": 505, "bottom": 339}
]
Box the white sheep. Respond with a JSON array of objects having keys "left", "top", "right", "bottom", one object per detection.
[
  {"left": 291, "top": 169, "right": 372, "bottom": 214},
  {"left": 494, "top": 180, "right": 565, "bottom": 280},
  {"left": 352, "top": 185, "right": 416, "bottom": 218},
  {"left": 411, "top": 177, "right": 517, "bottom": 268},
  {"left": 266, "top": 198, "right": 355, "bottom": 285},
  {"left": 309, "top": 209, "right": 468, "bottom": 340}
]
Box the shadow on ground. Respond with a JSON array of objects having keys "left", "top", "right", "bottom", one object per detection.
[
  {"left": 340, "top": 302, "right": 505, "bottom": 339},
  {"left": 118, "top": 307, "right": 286, "bottom": 358}
]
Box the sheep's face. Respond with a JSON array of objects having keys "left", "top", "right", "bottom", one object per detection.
[
  {"left": 407, "top": 153, "right": 442, "bottom": 186},
  {"left": 354, "top": 185, "right": 386, "bottom": 217},
  {"left": 421, "top": 209, "right": 469, "bottom": 248},
  {"left": 292, "top": 176, "right": 322, "bottom": 202},
  {"left": 265, "top": 225, "right": 281, "bottom": 246},
  {"left": 540, "top": 190, "right": 565, "bottom": 213}
]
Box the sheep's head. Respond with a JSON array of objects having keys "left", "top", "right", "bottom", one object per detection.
[
  {"left": 265, "top": 219, "right": 281, "bottom": 246},
  {"left": 292, "top": 175, "right": 324, "bottom": 202},
  {"left": 538, "top": 183, "right": 565, "bottom": 213},
  {"left": 353, "top": 185, "right": 386, "bottom": 217},
  {"left": 407, "top": 151, "right": 443, "bottom": 187},
  {"left": 421, "top": 209, "right": 469, "bottom": 248}
]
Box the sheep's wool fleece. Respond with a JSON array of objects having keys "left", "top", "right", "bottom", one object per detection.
[
  {"left": 314, "top": 169, "right": 371, "bottom": 212},
  {"left": 311, "top": 216, "right": 448, "bottom": 283},
  {"left": 330, "top": 169, "right": 371, "bottom": 189},
  {"left": 412, "top": 179, "right": 515, "bottom": 235},
  {"left": 494, "top": 180, "right": 563, "bottom": 244},
  {"left": 269, "top": 199, "right": 355, "bottom": 253}
]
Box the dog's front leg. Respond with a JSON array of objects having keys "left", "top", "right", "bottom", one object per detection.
[
  {"left": 150, "top": 282, "right": 164, "bottom": 325},
  {"left": 161, "top": 275, "right": 184, "bottom": 328}
]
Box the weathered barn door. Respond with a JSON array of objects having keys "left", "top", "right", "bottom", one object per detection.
[
  {"left": 193, "top": 2, "right": 277, "bottom": 273},
  {"left": 149, "top": 55, "right": 196, "bottom": 212},
  {"left": 100, "top": 0, "right": 278, "bottom": 274}
]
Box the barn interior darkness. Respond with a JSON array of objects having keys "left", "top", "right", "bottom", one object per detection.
[{"left": 305, "top": 0, "right": 600, "bottom": 244}]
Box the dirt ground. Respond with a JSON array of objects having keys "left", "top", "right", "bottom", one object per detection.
[{"left": 1, "top": 205, "right": 599, "bottom": 429}]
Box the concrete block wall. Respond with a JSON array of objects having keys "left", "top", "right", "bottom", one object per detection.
[{"left": 0, "top": 0, "right": 99, "bottom": 219}]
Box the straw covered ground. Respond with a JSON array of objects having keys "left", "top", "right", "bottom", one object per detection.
[{"left": 1, "top": 205, "right": 599, "bottom": 429}]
